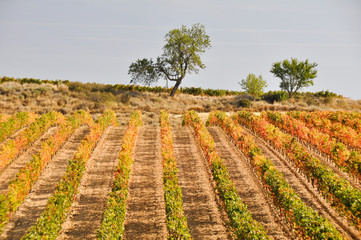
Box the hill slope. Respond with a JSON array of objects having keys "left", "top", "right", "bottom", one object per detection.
[{"left": 0, "top": 76, "right": 360, "bottom": 115}]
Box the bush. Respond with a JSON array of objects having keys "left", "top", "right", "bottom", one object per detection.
[
  {"left": 119, "top": 93, "right": 131, "bottom": 104},
  {"left": 262, "top": 91, "right": 289, "bottom": 103},
  {"left": 180, "top": 87, "right": 203, "bottom": 95},
  {"left": 0, "top": 76, "right": 16, "bottom": 84},
  {"left": 237, "top": 99, "right": 251, "bottom": 108},
  {"left": 202, "top": 88, "right": 228, "bottom": 96},
  {"left": 314, "top": 90, "right": 338, "bottom": 98}
]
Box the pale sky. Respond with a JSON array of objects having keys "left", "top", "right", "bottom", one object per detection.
[{"left": 1, "top": 0, "right": 360, "bottom": 99}]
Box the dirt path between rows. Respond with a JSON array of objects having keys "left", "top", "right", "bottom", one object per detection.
[
  {"left": 0, "top": 126, "right": 90, "bottom": 240},
  {"left": 123, "top": 126, "right": 167, "bottom": 240},
  {"left": 0, "top": 126, "right": 58, "bottom": 194},
  {"left": 208, "top": 126, "right": 291, "bottom": 240},
  {"left": 172, "top": 126, "right": 231, "bottom": 240},
  {"left": 58, "top": 126, "right": 126, "bottom": 240},
  {"left": 240, "top": 125, "right": 361, "bottom": 240},
  {"left": 8, "top": 127, "right": 26, "bottom": 139}
]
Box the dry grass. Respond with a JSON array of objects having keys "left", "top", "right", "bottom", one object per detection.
[{"left": 0, "top": 81, "right": 360, "bottom": 116}]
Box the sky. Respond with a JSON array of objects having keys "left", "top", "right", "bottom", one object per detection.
[{"left": 0, "top": 0, "right": 360, "bottom": 99}]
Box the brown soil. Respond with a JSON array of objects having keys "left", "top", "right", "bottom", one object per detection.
[
  {"left": 9, "top": 127, "right": 26, "bottom": 139},
  {"left": 0, "top": 126, "right": 58, "bottom": 194},
  {"left": 208, "top": 126, "right": 291, "bottom": 240},
  {"left": 240, "top": 125, "right": 361, "bottom": 240},
  {"left": 172, "top": 126, "right": 231, "bottom": 240},
  {"left": 116, "top": 112, "right": 132, "bottom": 127},
  {"left": 169, "top": 113, "right": 183, "bottom": 127},
  {"left": 58, "top": 126, "right": 126, "bottom": 239},
  {"left": 117, "top": 112, "right": 159, "bottom": 127},
  {"left": 123, "top": 126, "right": 167, "bottom": 240},
  {"left": 168, "top": 113, "right": 210, "bottom": 127},
  {"left": 0, "top": 126, "right": 90, "bottom": 240}
]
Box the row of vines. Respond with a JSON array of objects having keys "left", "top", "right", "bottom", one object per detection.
[
  {"left": 234, "top": 111, "right": 361, "bottom": 229},
  {"left": 207, "top": 111, "right": 343, "bottom": 239},
  {"left": 264, "top": 111, "right": 361, "bottom": 180},
  {"left": 0, "top": 110, "right": 359, "bottom": 239},
  {"left": 184, "top": 111, "right": 270, "bottom": 239},
  {"left": 0, "top": 111, "right": 93, "bottom": 231}
]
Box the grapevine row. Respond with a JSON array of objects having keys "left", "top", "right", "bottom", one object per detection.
[
  {"left": 207, "top": 111, "right": 343, "bottom": 239},
  {"left": 265, "top": 111, "right": 361, "bottom": 180},
  {"left": 159, "top": 110, "right": 191, "bottom": 238},
  {"left": 289, "top": 111, "right": 361, "bottom": 151},
  {"left": 318, "top": 111, "right": 361, "bottom": 132},
  {"left": 183, "top": 110, "right": 270, "bottom": 239},
  {"left": 0, "top": 114, "right": 9, "bottom": 123},
  {"left": 0, "top": 111, "right": 37, "bottom": 143},
  {"left": 234, "top": 111, "right": 361, "bottom": 229},
  {"left": 0, "top": 110, "right": 93, "bottom": 233},
  {"left": 97, "top": 111, "right": 142, "bottom": 239},
  {"left": 0, "top": 111, "right": 65, "bottom": 173},
  {"left": 24, "top": 110, "right": 117, "bottom": 239}
]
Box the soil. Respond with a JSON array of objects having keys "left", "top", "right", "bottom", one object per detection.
[
  {"left": 0, "top": 126, "right": 58, "bottom": 194},
  {"left": 8, "top": 127, "right": 26, "bottom": 139},
  {"left": 208, "top": 126, "right": 292, "bottom": 240},
  {"left": 123, "top": 126, "right": 167, "bottom": 240},
  {"left": 240, "top": 124, "right": 361, "bottom": 240},
  {"left": 172, "top": 126, "right": 231, "bottom": 240},
  {"left": 58, "top": 126, "right": 126, "bottom": 239},
  {"left": 0, "top": 126, "right": 90, "bottom": 240}
]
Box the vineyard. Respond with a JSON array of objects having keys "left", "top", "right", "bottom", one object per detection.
[{"left": 0, "top": 110, "right": 360, "bottom": 239}]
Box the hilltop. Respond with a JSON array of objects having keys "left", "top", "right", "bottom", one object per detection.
[{"left": 0, "top": 76, "right": 360, "bottom": 115}]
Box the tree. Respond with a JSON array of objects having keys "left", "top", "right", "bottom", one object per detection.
[
  {"left": 238, "top": 73, "right": 267, "bottom": 99},
  {"left": 270, "top": 58, "right": 318, "bottom": 98},
  {"left": 128, "top": 23, "right": 211, "bottom": 97}
]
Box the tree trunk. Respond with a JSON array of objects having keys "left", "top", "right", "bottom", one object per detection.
[
  {"left": 288, "top": 90, "right": 292, "bottom": 98},
  {"left": 170, "top": 80, "right": 182, "bottom": 97}
]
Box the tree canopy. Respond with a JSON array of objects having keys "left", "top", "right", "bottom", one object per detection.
[
  {"left": 128, "top": 23, "right": 211, "bottom": 96},
  {"left": 270, "top": 58, "right": 318, "bottom": 98},
  {"left": 239, "top": 73, "right": 267, "bottom": 99}
]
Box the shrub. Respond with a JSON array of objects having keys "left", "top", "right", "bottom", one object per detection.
[
  {"left": 314, "top": 90, "right": 338, "bottom": 98},
  {"left": 119, "top": 93, "right": 131, "bottom": 104},
  {"left": 262, "top": 91, "right": 289, "bottom": 103},
  {"left": 237, "top": 99, "right": 251, "bottom": 108}
]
